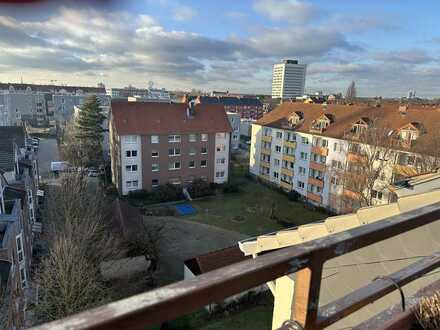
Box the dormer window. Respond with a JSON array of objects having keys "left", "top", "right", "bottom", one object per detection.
[
  {"left": 350, "top": 118, "right": 371, "bottom": 136},
  {"left": 398, "top": 122, "right": 425, "bottom": 146},
  {"left": 311, "top": 113, "right": 334, "bottom": 133},
  {"left": 288, "top": 111, "right": 304, "bottom": 127}
]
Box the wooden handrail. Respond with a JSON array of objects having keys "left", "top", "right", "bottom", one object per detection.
[{"left": 30, "top": 202, "right": 440, "bottom": 330}]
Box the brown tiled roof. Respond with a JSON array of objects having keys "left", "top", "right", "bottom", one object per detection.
[
  {"left": 111, "top": 101, "right": 232, "bottom": 135},
  {"left": 256, "top": 102, "right": 440, "bottom": 150},
  {"left": 184, "top": 245, "right": 250, "bottom": 276}
]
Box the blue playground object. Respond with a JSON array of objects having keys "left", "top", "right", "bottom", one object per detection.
[{"left": 175, "top": 203, "right": 197, "bottom": 216}]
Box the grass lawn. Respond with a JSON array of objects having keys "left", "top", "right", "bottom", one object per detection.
[{"left": 186, "top": 174, "right": 327, "bottom": 236}]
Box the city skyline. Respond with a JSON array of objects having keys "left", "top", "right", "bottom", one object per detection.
[{"left": 0, "top": 0, "right": 439, "bottom": 97}]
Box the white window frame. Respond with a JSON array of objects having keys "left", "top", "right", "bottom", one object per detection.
[
  {"left": 168, "top": 135, "right": 181, "bottom": 143},
  {"left": 151, "top": 179, "right": 159, "bottom": 188},
  {"left": 152, "top": 164, "right": 160, "bottom": 172},
  {"left": 201, "top": 147, "right": 208, "bottom": 155},
  {"left": 189, "top": 134, "right": 197, "bottom": 142},
  {"left": 125, "top": 164, "right": 138, "bottom": 172},
  {"left": 201, "top": 133, "right": 208, "bottom": 141},
  {"left": 151, "top": 135, "right": 159, "bottom": 144},
  {"left": 16, "top": 234, "right": 24, "bottom": 264},
  {"left": 200, "top": 160, "right": 207, "bottom": 168},
  {"left": 151, "top": 150, "right": 159, "bottom": 158},
  {"left": 169, "top": 161, "right": 181, "bottom": 170},
  {"left": 189, "top": 160, "right": 196, "bottom": 168},
  {"left": 168, "top": 148, "right": 181, "bottom": 157}
]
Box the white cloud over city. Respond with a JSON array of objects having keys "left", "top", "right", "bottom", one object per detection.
[{"left": 0, "top": 0, "right": 438, "bottom": 97}]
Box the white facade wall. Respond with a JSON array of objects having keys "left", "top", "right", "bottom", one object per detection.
[
  {"left": 120, "top": 135, "right": 143, "bottom": 195},
  {"left": 250, "top": 124, "right": 262, "bottom": 176},
  {"left": 294, "top": 132, "right": 312, "bottom": 197},
  {"left": 213, "top": 132, "right": 230, "bottom": 184}
]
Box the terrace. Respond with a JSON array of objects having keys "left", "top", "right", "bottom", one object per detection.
[{"left": 30, "top": 192, "right": 440, "bottom": 330}]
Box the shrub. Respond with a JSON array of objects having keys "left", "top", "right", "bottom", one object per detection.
[
  {"left": 187, "top": 179, "right": 215, "bottom": 198},
  {"left": 150, "top": 184, "right": 184, "bottom": 203},
  {"left": 287, "top": 190, "right": 300, "bottom": 201},
  {"left": 128, "top": 189, "right": 150, "bottom": 199},
  {"left": 222, "top": 182, "right": 240, "bottom": 194}
]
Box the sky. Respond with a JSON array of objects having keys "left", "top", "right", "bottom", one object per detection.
[{"left": 0, "top": 0, "right": 439, "bottom": 97}]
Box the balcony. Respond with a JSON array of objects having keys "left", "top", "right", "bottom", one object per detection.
[
  {"left": 284, "top": 140, "right": 296, "bottom": 149},
  {"left": 393, "top": 164, "right": 418, "bottom": 177},
  {"left": 259, "top": 172, "right": 270, "bottom": 180},
  {"left": 344, "top": 188, "right": 361, "bottom": 200},
  {"left": 261, "top": 147, "right": 272, "bottom": 155},
  {"left": 280, "top": 180, "right": 292, "bottom": 191},
  {"left": 307, "top": 191, "right": 322, "bottom": 204},
  {"left": 282, "top": 154, "right": 295, "bottom": 163},
  {"left": 309, "top": 161, "right": 326, "bottom": 172},
  {"left": 262, "top": 135, "right": 272, "bottom": 143},
  {"left": 308, "top": 176, "right": 324, "bottom": 188},
  {"left": 281, "top": 167, "right": 293, "bottom": 177},
  {"left": 31, "top": 199, "right": 440, "bottom": 330},
  {"left": 347, "top": 152, "right": 367, "bottom": 164},
  {"left": 311, "top": 146, "right": 328, "bottom": 156},
  {"left": 260, "top": 160, "right": 271, "bottom": 168}
]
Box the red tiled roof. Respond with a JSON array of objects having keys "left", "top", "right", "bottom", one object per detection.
[
  {"left": 256, "top": 102, "right": 440, "bottom": 150},
  {"left": 184, "top": 245, "right": 250, "bottom": 275},
  {"left": 111, "top": 101, "right": 232, "bottom": 135}
]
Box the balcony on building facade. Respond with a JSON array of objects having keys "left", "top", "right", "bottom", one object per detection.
[
  {"left": 284, "top": 140, "right": 297, "bottom": 149},
  {"left": 308, "top": 176, "right": 324, "bottom": 188},
  {"left": 393, "top": 164, "right": 418, "bottom": 178},
  {"left": 31, "top": 202, "right": 440, "bottom": 330},
  {"left": 347, "top": 152, "right": 367, "bottom": 164},
  {"left": 260, "top": 160, "right": 271, "bottom": 168},
  {"left": 309, "top": 161, "right": 326, "bottom": 172},
  {"left": 282, "top": 154, "right": 295, "bottom": 163},
  {"left": 281, "top": 167, "right": 294, "bottom": 177},
  {"left": 311, "top": 146, "right": 329, "bottom": 156},
  {"left": 262, "top": 135, "right": 272, "bottom": 143},
  {"left": 280, "top": 180, "right": 292, "bottom": 191},
  {"left": 259, "top": 172, "right": 270, "bottom": 181},
  {"left": 343, "top": 188, "right": 361, "bottom": 201},
  {"left": 261, "top": 147, "right": 272, "bottom": 155},
  {"left": 307, "top": 191, "right": 322, "bottom": 204}
]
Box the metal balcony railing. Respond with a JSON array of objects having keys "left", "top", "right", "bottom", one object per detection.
[{"left": 31, "top": 203, "right": 440, "bottom": 330}]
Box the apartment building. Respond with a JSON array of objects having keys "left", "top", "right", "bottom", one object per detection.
[
  {"left": 110, "top": 101, "right": 232, "bottom": 196},
  {"left": 0, "top": 83, "right": 109, "bottom": 126},
  {"left": 106, "top": 87, "right": 171, "bottom": 102},
  {"left": 227, "top": 112, "right": 240, "bottom": 150},
  {"left": 0, "top": 126, "right": 40, "bottom": 330},
  {"left": 271, "top": 59, "right": 307, "bottom": 100},
  {"left": 182, "top": 95, "right": 264, "bottom": 120},
  {"left": 250, "top": 102, "right": 440, "bottom": 213}
]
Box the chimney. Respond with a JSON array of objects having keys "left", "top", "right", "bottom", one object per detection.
[
  {"left": 399, "top": 104, "right": 408, "bottom": 116},
  {"left": 186, "top": 100, "right": 196, "bottom": 118}
]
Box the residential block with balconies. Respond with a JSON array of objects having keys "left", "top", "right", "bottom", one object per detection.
[{"left": 250, "top": 102, "right": 440, "bottom": 213}]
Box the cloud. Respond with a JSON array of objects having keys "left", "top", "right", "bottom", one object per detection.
[
  {"left": 373, "top": 48, "right": 435, "bottom": 64},
  {"left": 172, "top": 4, "right": 197, "bottom": 21},
  {"left": 253, "top": 0, "right": 317, "bottom": 24}
]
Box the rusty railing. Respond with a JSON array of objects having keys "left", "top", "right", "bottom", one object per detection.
[{"left": 31, "top": 202, "right": 440, "bottom": 330}]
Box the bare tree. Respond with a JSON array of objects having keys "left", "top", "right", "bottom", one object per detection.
[
  {"left": 35, "top": 173, "right": 122, "bottom": 323},
  {"left": 127, "top": 221, "right": 165, "bottom": 280},
  {"left": 410, "top": 129, "right": 440, "bottom": 173},
  {"left": 345, "top": 81, "right": 357, "bottom": 104},
  {"left": 341, "top": 120, "right": 396, "bottom": 210}
]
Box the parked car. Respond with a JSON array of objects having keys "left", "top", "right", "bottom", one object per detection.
[
  {"left": 50, "top": 161, "right": 70, "bottom": 173},
  {"left": 87, "top": 168, "right": 100, "bottom": 177}
]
